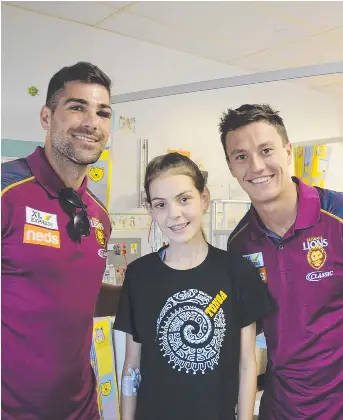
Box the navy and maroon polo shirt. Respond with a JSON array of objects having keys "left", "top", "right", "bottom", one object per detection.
[
  {"left": 1, "top": 147, "right": 111, "bottom": 420},
  {"left": 228, "top": 177, "right": 343, "bottom": 420}
]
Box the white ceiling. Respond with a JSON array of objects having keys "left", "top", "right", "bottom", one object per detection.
[{"left": 5, "top": 1, "right": 343, "bottom": 99}]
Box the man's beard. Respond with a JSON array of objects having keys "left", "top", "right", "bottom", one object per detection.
[{"left": 51, "top": 133, "right": 104, "bottom": 166}]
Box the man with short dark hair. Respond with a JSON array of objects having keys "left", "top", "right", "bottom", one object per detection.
[
  {"left": 2, "top": 62, "right": 113, "bottom": 419},
  {"left": 219, "top": 104, "right": 343, "bottom": 419}
]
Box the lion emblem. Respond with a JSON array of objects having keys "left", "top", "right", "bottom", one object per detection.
[
  {"left": 96, "top": 228, "right": 106, "bottom": 247},
  {"left": 307, "top": 245, "right": 327, "bottom": 270}
]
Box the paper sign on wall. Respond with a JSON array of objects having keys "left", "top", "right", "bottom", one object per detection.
[
  {"left": 167, "top": 149, "right": 191, "bottom": 158},
  {"left": 131, "top": 243, "right": 137, "bottom": 254}
]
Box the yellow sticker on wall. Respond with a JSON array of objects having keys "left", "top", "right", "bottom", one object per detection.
[
  {"left": 93, "top": 319, "right": 112, "bottom": 377},
  {"left": 131, "top": 243, "right": 137, "bottom": 254}
]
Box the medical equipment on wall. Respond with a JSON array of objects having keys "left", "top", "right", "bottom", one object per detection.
[
  {"left": 102, "top": 212, "right": 167, "bottom": 284},
  {"left": 111, "top": 213, "right": 167, "bottom": 251},
  {"left": 139, "top": 138, "right": 149, "bottom": 208},
  {"left": 209, "top": 199, "right": 250, "bottom": 249},
  {"left": 103, "top": 242, "right": 129, "bottom": 285},
  {"left": 148, "top": 219, "right": 169, "bottom": 252},
  {"left": 103, "top": 238, "right": 140, "bottom": 285}
]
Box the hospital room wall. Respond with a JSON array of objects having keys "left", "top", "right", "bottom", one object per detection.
[
  {"left": 111, "top": 86, "right": 343, "bottom": 213},
  {"left": 322, "top": 142, "right": 343, "bottom": 192},
  {"left": 2, "top": 3, "right": 342, "bottom": 400},
  {"left": 2, "top": 4, "right": 343, "bottom": 207}
]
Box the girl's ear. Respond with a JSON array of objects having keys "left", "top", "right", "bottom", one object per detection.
[{"left": 201, "top": 186, "right": 211, "bottom": 213}]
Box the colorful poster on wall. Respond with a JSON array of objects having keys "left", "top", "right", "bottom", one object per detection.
[
  {"left": 87, "top": 149, "right": 112, "bottom": 209},
  {"left": 294, "top": 144, "right": 331, "bottom": 188},
  {"left": 119, "top": 116, "right": 136, "bottom": 133},
  {"left": 91, "top": 317, "right": 120, "bottom": 420}
]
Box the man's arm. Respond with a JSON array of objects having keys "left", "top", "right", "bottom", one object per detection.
[
  {"left": 238, "top": 323, "right": 257, "bottom": 420},
  {"left": 95, "top": 284, "right": 121, "bottom": 317},
  {"left": 120, "top": 333, "right": 142, "bottom": 420}
]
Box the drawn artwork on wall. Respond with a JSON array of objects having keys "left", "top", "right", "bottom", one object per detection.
[
  {"left": 87, "top": 149, "right": 112, "bottom": 209},
  {"left": 119, "top": 116, "right": 136, "bottom": 133}
]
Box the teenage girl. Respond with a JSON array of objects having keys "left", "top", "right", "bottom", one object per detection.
[{"left": 114, "top": 153, "right": 270, "bottom": 420}]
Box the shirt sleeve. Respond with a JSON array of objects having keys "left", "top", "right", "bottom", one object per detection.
[
  {"left": 233, "top": 255, "right": 271, "bottom": 328},
  {"left": 1, "top": 192, "right": 13, "bottom": 240},
  {"left": 113, "top": 267, "right": 141, "bottom": 343}
]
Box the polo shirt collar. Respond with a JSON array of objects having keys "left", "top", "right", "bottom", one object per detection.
[
  {"left": 293, "top": 177, "right": 321, "bottom": 229},
  {"left": 248, "top": 176, "right": 321, "bottom": 240},
  {"left": 26, "top": 146, "right": 88, "bottom": 198}
]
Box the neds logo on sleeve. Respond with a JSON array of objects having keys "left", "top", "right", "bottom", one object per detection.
[{"left": 26, "top": 207, "right": 58, "bottom": 230}]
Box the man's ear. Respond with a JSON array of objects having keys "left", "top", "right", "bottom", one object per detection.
[
  {"left": 40, "top": 105, "right": 51, "bottom": 131},
  {"left": 286, "top": 142, "right": 293, "bottom": 166}
]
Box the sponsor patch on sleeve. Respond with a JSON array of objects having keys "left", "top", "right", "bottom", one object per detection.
[
  {"left": 243, "top": 252, "right": 267, "bottom": 283},
  {"left": 26, "top": 207, "right": 58, "bottom": 230}
]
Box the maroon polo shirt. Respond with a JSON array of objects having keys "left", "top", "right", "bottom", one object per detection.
[
  {"left": 228, "top": 178, "right": 343, "bottom": 420},
  {"left": 1, "top": 147, "right": 111, "bottom": 420}
]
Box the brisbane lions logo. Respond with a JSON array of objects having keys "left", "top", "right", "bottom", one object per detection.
[{"left": 307, "top": 245, "right": 327, "bottom": 270}]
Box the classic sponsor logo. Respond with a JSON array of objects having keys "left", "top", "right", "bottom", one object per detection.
[
  {"left": 23, "top": 224, "right": 60, "bottom": 248},
  {"left": 26, "top": 207, "right": 58, "bottom": 230},
  {"left": 243, "top": 252, "right": 267, "bottom": 282},
  {"left": 98, "top": 249, "right": 107, "bottom": 258},
  {"left": 306, "top": 270, "right": 334, "bottom": 282}
]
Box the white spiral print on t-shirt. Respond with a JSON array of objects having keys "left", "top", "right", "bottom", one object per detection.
[{"left": 156, "top": 289, "right": 226, "bottom": 375}]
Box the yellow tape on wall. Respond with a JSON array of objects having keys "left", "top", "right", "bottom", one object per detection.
[
  {"left": 294, "top": 146, "right": 304, "bottom": 179},
  {"left": 93, "top": 319, "right": 114, "bottom": 376},
  {"left": 91, "top": 317, "right": 120, "bottom": 420},
  {"left": 293, "top": 144, "right": 330, "bottom": 188}
]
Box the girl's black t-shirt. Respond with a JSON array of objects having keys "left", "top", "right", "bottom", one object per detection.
[{"left": 114, "top": 244, "right": 270, "bottom": 420}]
